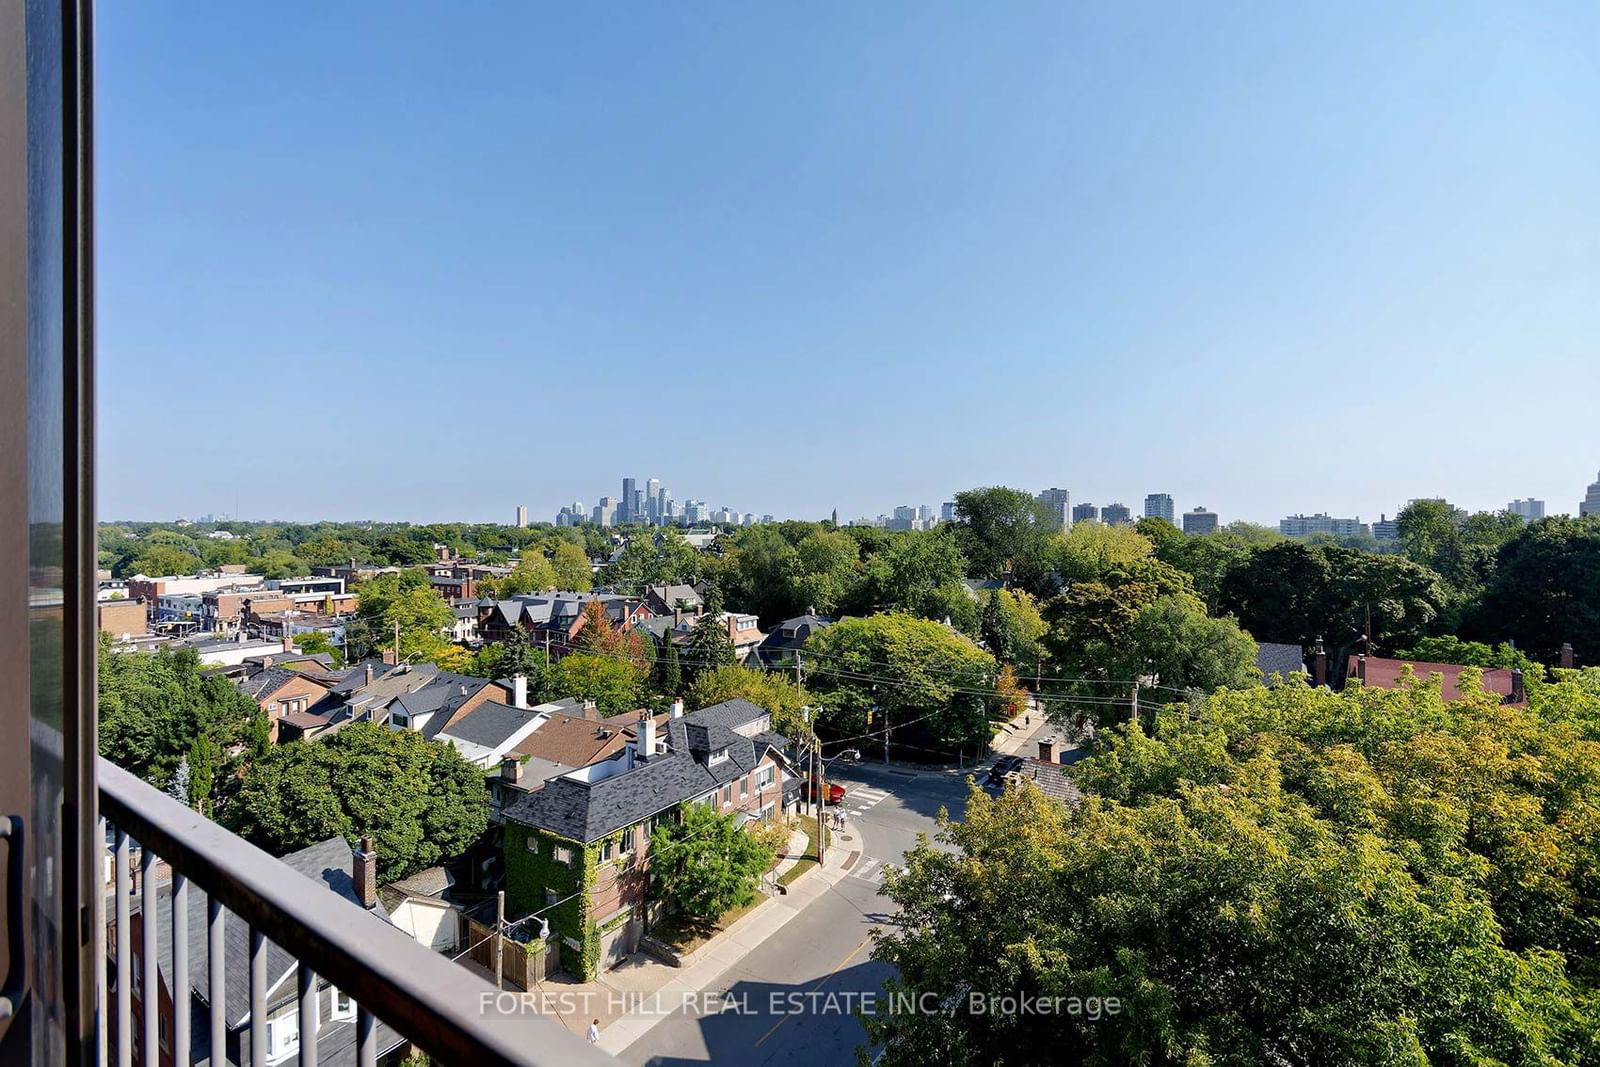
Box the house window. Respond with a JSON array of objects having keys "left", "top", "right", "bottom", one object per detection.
[
  {"left": 760, "top": 802, "right": 776, "bottom": 821},
  {"left": 600, "top": 840, "right": 614, "bottom": 863},
  {"left": 722, "top": 784, "right": 733, "bottom": 806},
  {"left": 525, "top": 836, "right": 540, "bottom": 854},
  {"left": 265, "top": 1005, "right": 300, "bottom": 1063},
  {"left": 709, "top": 747, "right": 729, "bottom": 766},
  {"left": 546, "top": 889, "right": 560, "bottom": 907},
  {"left": 331, "top": 988, "right": 355, "bottom": 1021},
  {"left": 740, "top": 777, "right": 749, "bottom": 798},
  {"left": 756, "top": 765, "right": 775, "bottom": 790},
  {"left": 553, "top": 845, "right": 574, "bottom": 866},
  {"left": 392, "top": 712, "right": 409, "bottom": 727}
]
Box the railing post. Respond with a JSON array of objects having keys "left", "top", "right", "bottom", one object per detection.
[
  {"left": 173, "top": 871, "right": 190, "bottom": 1066},
  {"left": 250, "top": 927, "right": 267, "bottom": 1067},
  {"left": 140, "top": 847, "right": 159, "bottom": 1067},
  {"left": 95, "top": 816, "right": 108, "bottom": 1067},
  {"left": 208, "top": 898, "right": 225, "bottom": 1067},
  {"left": 356, "top": 1005, "right": 376, "bottom": 1067},
  {"left": 114, "top": 829, "right": 131, "bottom": 1067},
  {"left": 298, "top": 965, "right": 318, "bottom": 1066}
]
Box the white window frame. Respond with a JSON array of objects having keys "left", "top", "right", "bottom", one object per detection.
[
  {"left": 553, "top": 845, "right": 574, "bottom": 866},
  {"left": 756, "top": 764, "right": 775, "bottom": 790},
  {"left": 330, "top": 987, "right": 355, "bottom": 1022},
  {"left": 709, "top": 747, "right": 729, "bottom": 766},
  {"left": 264, "top": 1004, "right": 300, "bottom": 1064}
]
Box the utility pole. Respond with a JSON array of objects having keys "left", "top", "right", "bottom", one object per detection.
[
  {"left": 881, "top": 704, "right": 889, "bottom": 766},
  {"left": 815, "top": 739, "right": 827, "bottom": 866},
  {"left": 392, "top": 619, "right": 400, "bottom": 662},
  {"left": 1131, "top": 680, "right": 1140, "bottom": 725},
  {"left": 494, "top": 890, "right": 505, "bottom": 989}
]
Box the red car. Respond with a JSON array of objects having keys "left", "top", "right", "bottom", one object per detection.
[{"left": 804, "top": 780, "right": 846, "bottom": 805}]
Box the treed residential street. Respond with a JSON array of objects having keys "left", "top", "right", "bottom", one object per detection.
[{"left": 617, "top": 761, "right": 983, "bottom": 1066}]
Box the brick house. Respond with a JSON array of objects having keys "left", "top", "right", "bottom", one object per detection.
[{"left": 501, "top": 699, "right": 793, "bottom": 979}]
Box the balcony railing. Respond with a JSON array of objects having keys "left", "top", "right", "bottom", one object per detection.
[{"left": 98, "top": 757, "right": 612, "bottom": 1066}]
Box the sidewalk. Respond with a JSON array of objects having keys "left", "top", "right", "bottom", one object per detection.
[
  {"left": 990, "top": 696, "right": 1048, "bottom": 757},
  {"left": 595, "top": 834, "right": 861, "bottom": 1055}
]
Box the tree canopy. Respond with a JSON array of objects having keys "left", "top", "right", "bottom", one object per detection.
[
  {"left": 648, "top": 804, "right": 775, "bottom": 919},
  {"left": 225, "top": 722, "right": 490, "bottom": 881},
  {"left": 870, "top": 671, "right": 1600, "bottom": 1065}
]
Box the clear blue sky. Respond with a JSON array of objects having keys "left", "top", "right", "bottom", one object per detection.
[{"left": 97, "top": 2, "right": 1600, "bottom": 525}]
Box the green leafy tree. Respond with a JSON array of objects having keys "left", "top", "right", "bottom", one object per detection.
[
  {"left": 685, "top": 664, "right": 808, "bottom": 738},
  {"left": 654, "top": 635, "right": 683, "bottom": 699},
  {"left": 803, "top": 612, "right": 997, "bottom": 756},
  {"left": 292, "top": 631, "right": 345, "bottom": 668},
  {"left": 1218, "top": 541, "right": 1446, "bottom": 684},
  {"left": 484, "top": 555, "right": 558, "bottom": 598},
  {"left": 951, "top": 487, "right": 1053, "bottom": 582},
  {"left": 98, "top": 637, "right": 260, "bottom": 806},
  {"left": 127, "top": 543, "right": 201, "bottom": 578},
  {"left": 683, "top": 611, "right": 737, "bottom": 683},
  {"left": 550, "top": 541, "right": 593, "bottom": 591},
  {"left": 1467, "top": 515, "right": 1600, "bottom": 664},
  {"left": 849, "top": 530, "right": 969, "bottom": 621},
  {"left": 225, "top": 722, "right": 490, "bottom": 881},
  {"left": 545, "top": 652, "right": 643, "bottom": 717},
  {"left": 1107, "top": 595, "right": 1260, "bottom": 695},
  {"left": 869, "top": 672, "right": 1600, "bottom": 1066},
  {"left": 649, "top": 804, "right": 775, "bottom": 919}
]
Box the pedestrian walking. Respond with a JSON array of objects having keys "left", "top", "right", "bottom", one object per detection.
[{"left": 587, "top": 1019, "right": 599, "bottom": 1045}]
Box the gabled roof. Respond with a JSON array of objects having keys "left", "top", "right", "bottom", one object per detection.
[
  {"left": 236, "top": 665, "right": 303, "bottom": 701},
  {"left": 436, "top": 700, "right": 541, "bottom": 749},
  {"left": 504, "top": 700, "right": 787, "bottom": 843},
  {"left": 1348, "top": 655, "right": 1520, "bottom": 703},
  {"left": 511, "top": 713, "right": 635, "bottom": 768}
]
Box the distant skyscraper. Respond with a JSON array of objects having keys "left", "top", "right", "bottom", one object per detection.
[
  {"left": 646, "top": 479, "right": 661, "bottom": 522},
  {"left": 1036, "top": 488, "right": 1071, "bottom": 529},
  {"left": 940, "top": 501, "right": 956, "bottom": 522},
  {"left": 1508, "top": 498, "right": 1545, "bottom": 523},
  {"left": 1372, "top": 514, "right": 1400, "bottom": 541},
  {"left": 620, "top": 478, "right": 636, "bottom": 523},
  {"left": 656, "top": 486, "right": 670, "bottom": 524},
  {"left": 1580, "top": 472, "right": 1600, "bottom": 517},
  {"left": 888, "top": 505, "right": 918, "bottom": 531},
  {"left": 1071, "top": 502, "right": 1098, "bottom": 525},
  {"left": 1183, "top": 507, "right": 1219, "bottom": 536},
  {"left": 1100, "top": 502, "right": 1132, "bottom": 526},
  {"left": 594, "top": 496, "right": 618, "bottom": 527},
  {"left": 832, "top": 508, "right": 840, "bottom": 526},
  {"left": 515, "top": 504, "right": 528, "bottom": 528},
  {"left": 631, "top": 489, "right": 646, "bottom": 523},
  {"left": 1144, "top": 493, "right": 1174, "bottom": 522}
]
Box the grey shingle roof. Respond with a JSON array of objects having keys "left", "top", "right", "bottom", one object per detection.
[
  {"left": 1008, "top": 758, "right": 1084, "bottom": 805},
  {"left": 504, "top": 699, "right": 785, "bottom": 843},
  {"left": 437, "top": 701, "right": 540, "bottom": 748},
  {"left": 1256, "top": 642, "right": 1308, "bottom": 684},
  {"left": 236, "top": 665, "right": 299, "bottom": 701}
]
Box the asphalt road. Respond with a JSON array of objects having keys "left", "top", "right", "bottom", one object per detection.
[{"left": 616, "top": 762, "right": 981, "bottom": 1067}]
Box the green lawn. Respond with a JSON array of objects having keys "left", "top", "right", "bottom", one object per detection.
[{"left": 777, "top": 814, "right": 825, "bottom": 888}]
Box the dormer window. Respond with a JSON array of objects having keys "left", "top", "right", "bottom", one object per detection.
[{"left": 709, "top": 747, "right": 729, "bottom": 766}]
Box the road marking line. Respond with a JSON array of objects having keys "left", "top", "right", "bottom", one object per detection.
[{"left": 752, "top": 930, "right": 876, "bottom": 1049}]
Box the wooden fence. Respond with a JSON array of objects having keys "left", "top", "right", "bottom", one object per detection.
[{"left": 466, "top": 916, "right": 558, "bottom": 989}]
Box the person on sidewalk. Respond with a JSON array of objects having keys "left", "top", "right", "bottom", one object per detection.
[{"left": 588, "top": 1019, "right": 600, "bottom": 1045}]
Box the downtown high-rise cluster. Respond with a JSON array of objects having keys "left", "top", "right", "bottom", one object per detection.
[{"left": 546, "top": 477, "right": 774, "bottom": 529}]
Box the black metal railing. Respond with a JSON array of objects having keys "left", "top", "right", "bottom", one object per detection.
[{"left": 99, "top": 757, "right": 611, "bottom": 1066}]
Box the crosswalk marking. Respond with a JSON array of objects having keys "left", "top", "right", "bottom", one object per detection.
[
  {"left": 851, "top": 857, "right": 883, "bottom": 882},
  {"left": 842, "top": 787, "right": 889, "bottom": 816}
]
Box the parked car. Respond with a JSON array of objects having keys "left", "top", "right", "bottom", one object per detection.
[
  {"left": 984, "top": 755, "right": 1023, "bottom": 785},
  {"left": 804, "top": 779, "right": 847, "bottom": 805}
]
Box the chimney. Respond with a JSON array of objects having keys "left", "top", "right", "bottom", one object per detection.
[
  {"left": 1560, "top": 642, "right": 1575, "bottom": 669},
  {"left": 501, "top": 756, "right": 522, "bottom": 784},
  {"left": 582, "top": 699, "right": 600, "bottom": 720},
  {"left": 363, "top": 663, "right": 374, "bottom": 686},
  {"left": 512, "top": 674, "right": 529, "bottom": 710},
  {"left": 673, "top": 607, "right": 682, "bottom": 626},
  {"left": 1509, "top": 668, "right": 1526, "bottom": 704},
  {"left": 638, "top": 708, "right": 657, "bottom": 758},
  {"left": 381, "top": 647, "right": 398, "bottom": 666},
  {"left": 671, "top": 698, "right": 684, "bottom": 719},
  {"left": 1311, "top": 636, "right": 1327, "bottom": 688},
  {"left": 354, "top": 836, "right": 376, "bottom": 909},
  {"left": 1038, "top": 736, "right": 1057, "bottom": 764},
  {"left": 282, "top": 634, "right": 295, "bottom": 653}
]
